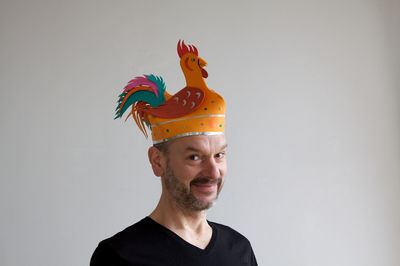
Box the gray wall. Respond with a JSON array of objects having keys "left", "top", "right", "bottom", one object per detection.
[{"left": 1, "top": 0, "right": 399, "bottom": 265}]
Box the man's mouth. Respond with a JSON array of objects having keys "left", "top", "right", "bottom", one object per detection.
[
  {"left": 191, "top": 179, "right": 217, "bottom": 194},
  {"left": 191, "top": 177, "right": 219, "bottom": 187}
]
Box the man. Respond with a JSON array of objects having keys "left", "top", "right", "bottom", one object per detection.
[{"left": 90, "top": 41, "right": 257, "bottom": 265}]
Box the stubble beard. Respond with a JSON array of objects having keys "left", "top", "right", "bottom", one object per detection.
[{"left": 164, "top": 164, "right": 223, "bottom": 212}]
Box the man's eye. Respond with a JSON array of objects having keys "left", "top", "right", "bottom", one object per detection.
[
  {"left": 189, "top": 155, "right": 200, "bottom": 161},
  {"left": 215, "top": 152, "right": 225, "bottom": 159}
]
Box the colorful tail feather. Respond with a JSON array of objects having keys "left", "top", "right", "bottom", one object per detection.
[{"left": 115, "top": 74, "right": 167, "bottom": 137}]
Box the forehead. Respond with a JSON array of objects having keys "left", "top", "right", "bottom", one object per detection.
[{"left": 168, "top": 135, "right": 227, "bottom": 153}]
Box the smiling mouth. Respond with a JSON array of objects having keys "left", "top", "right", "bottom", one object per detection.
[{"left": 191, "top": 177, "right": 220, "bottom": 187}]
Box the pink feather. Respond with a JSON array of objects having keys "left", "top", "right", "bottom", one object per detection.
[{"left": 123, "top": 76, "right": 159, "bottom": 97}]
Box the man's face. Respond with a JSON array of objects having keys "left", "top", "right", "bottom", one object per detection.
[{"left": 162, "top": 134, "right": 227, "bottom": 211}]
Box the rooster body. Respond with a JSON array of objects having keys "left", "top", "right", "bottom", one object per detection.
[{"left": 115, "top": 40, "right": 225, "bottom": 142}]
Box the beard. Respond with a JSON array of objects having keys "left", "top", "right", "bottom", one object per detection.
[{"left": 164, "top": 164, "right": 223, "bottom": 211}]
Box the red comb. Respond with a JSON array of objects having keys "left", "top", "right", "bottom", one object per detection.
[{"left": 177, "top": 40, "right": 199, "bottom": 58}]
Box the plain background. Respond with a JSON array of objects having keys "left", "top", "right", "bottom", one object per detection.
[{"left": 1, "top": 0, "right": 399, "bottom": 265}]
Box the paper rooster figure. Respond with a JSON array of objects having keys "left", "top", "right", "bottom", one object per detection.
[{"left": 115, "top": 40, "right": 226, "bottom": 144}]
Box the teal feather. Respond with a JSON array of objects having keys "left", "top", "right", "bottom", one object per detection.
[
  {"left": 145, "top": 74, "right": 166, "bottom": 96},
  {"left": 115, "top": 91, "right": 163, "bottom": 119}
]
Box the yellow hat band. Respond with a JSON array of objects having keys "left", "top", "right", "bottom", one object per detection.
[
  {"left": 150, "top": 114, "right": 225, "bottom": 144},
  {"left": 152, "top": 132, "right": 224, "bottom": 145}
]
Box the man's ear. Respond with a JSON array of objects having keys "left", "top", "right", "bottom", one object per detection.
[{"left": 148, "top": 146, "right": 166, "bottom": 177}]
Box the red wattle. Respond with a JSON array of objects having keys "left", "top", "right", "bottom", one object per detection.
[{"left": 201, "top": 68, "right": 208, "bottom": 78}]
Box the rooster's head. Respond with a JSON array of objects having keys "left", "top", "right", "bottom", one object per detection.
[{"left": 177, "top": 40, "right": 208, "bottom": 88}]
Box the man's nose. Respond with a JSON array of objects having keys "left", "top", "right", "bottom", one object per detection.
[{"left": 202, "top": 158, "right": 220, "bottom": 179}]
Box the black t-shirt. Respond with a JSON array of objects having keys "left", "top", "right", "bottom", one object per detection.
[{"left": 91, "top": 217, "right": 258, "bottom": 266}]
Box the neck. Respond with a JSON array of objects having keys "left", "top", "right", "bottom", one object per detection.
[
  {"left": 149, "top": 191, "right": 209, "bottom": 232},
  {"left": 149, "top": 191, "right": 213, "bottom": 249},
  {"left": 185, "top": 75, "right": 208, "bottom": 89}
]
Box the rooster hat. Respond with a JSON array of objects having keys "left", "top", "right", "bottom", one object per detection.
[{"left": 115, "top": 40, "right": 226, "bottom": 144}]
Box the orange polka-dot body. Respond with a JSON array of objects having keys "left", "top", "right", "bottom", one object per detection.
[{"left": 149, "top": 88, "right": 226, "bottom": 143}]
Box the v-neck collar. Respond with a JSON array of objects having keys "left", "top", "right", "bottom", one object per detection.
[{"left": 145, "top": 216, "right": 217, "bottom": 254}]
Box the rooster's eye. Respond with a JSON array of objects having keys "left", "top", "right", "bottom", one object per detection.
[{"left": 191, "top": 58, "right": 196, "bottom": 62}]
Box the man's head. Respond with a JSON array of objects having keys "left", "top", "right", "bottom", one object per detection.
[{"left": 148, "top": 134, "right": 227, "bottom": 212}]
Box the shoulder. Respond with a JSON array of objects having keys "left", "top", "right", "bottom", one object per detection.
[
  {"left": 99, "top": 217, "right": 164, "bottom": 249},
  {"left": 91, "top": 217, "right": 167, "bottom": 265}
]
